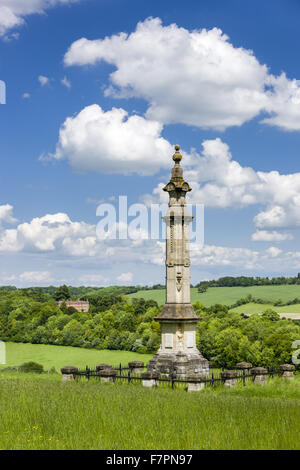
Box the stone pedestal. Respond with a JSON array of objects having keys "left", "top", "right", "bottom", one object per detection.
[
  {"left": 128, "top": 361, "right": 144, "bottom": 375},
  {"left": 97, "top": 369, "right": 117, "bottom": 383},
  {"left": 96, "top": 363, "right": 113, "bottom": 372},
  {"left": 148, "top": 315, "right": 209, "bottom": 378},
  {"left": 251, "top": 367, "right": 268, "bottom": 385},
  {"left": 221, "top": 370, "right": 237, "bottom": 388},
  {"left": 148, "top": 349, "right": 209, "bottom": 379},
  {"left": 61, "top": 366, "right": 78, "bottom": 382},
  {"left": 141, "top": 371, "right": 159, "bottom": 388},
  {"left": 278, "top": 364, "right": 295, "bottom": 380},
  {"left": 236, "top": 362, "right": 252, "bottom": 372},
  {"left": 187, "top": 374, "right": 206, "bottom": 392}
]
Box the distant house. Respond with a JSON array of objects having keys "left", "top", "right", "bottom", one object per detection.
[{"left": 57, "top": 300, "right": 90, "bottom": 312}]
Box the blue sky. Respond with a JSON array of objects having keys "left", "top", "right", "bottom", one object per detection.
[{"left": 1, "top": 0, "right": 300, "bottom": 287}]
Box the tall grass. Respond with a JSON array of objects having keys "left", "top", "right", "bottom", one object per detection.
[{"left": 1, "top": 373, "right": 300, "bottom": 450}]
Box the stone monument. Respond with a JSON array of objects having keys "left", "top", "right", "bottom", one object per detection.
[{"left": 148, "top": 145, "right": 209, "bottom": 378}]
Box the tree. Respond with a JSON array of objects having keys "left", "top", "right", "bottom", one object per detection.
[
  {"left": 261, "top": 309, "right": 280, "bottom": 322},
  {"left": 53, "top": 285, "right": 71, "bottom": 301},
  {"left": 62, "top": 320, "right": 85, "bottom": 346}
]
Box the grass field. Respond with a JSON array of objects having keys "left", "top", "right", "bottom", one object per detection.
[
  {"left": 230, "top": 302, "right": 300, "bottom": 318},
  {"left": 129, "top": 285, "right": 300, "bottom": 310},
  {"left": 0, "top": 342, "right": 152, "bottom": 372},
  {"left": 0, "top": 372, "right": 299, "bottom": 450}
]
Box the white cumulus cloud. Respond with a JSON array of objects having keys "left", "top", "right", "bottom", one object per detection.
[
  {"left": 0, "top": 212, "right": 94, "bottom": 253},
  {"left": 144, "top": 138, "right": 300, "bottom": 230},
  {"left": 0, "top": 0, "right": 82, "bottom": 38},
  {"left": 38, "top": 75, "right": 50, "bottom": 87},
  {"left": 1, "top": 206, "right": 300, "bottom": 277},
  {"left": 251, "top": 230, "right": 293, "bottom": 242},
  {"left": 64, "top": 17, "right": 300, "bottom": 132},
  {"left": 61, "top": 76, "right": 71, "bottom": 88},
  {"left": 0, "top": 204, "right": 17, "bottom": 224},
  {"left": 47, "top": 108, "right": 300, "bottom": 230},
  {"left": 265, "top": 246, "right": 282, "bottom": 258},
  {"left": 117, "top": 272, "right": 133, "bottom": 283},
  {"left": 79, "top": 273, "right": 109, "bottom": 285},
  {"left": 19, "top": 271, "right": 54, "bottom": 283},
  {"left": 47, "top": 104, "right": 175, "bottom": 175}
]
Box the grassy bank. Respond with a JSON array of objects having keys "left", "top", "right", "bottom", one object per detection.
[
  {"left": 0, "top": 342, "right": 152, "bottom": 371},
  {"left": 0, "top": 373, "right": 300, "bottom": 450},
  {"left": 128, "top": 285, "right": 300, "bottom": 311},
  {"left": 230, "top": 302, "right": 300, "bottom": 318}
]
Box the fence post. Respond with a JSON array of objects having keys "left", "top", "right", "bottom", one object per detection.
[
  {"left": 141, "top": 371, "right": 158, "bottom": 388},
  {"left": 278, "top": 364, "right": 295, "bottom": 380},
  {"left": 236, "top": 362, "right": 252, "bottom": 386},
  {"left": 171, "top": 372, "right": 175, "bottom": 390},
  {"left": 61, "top": 366, "right": 78, "bottom": 382},
  {"left": 97, "top": 369, "right": 117, "bottom": 383},
  {"left": 96, "top": 364, "right": 113, "bottom": 375},
  {"left": 119, "top": 363, "right": 122, "bottom": 375},
  {"left": 128, "top": 369, "right": 131, "bottom": 384},
  {"left": 128, "top": 361, "right": 144, "bottom": 375},
  {"left": 211, "top": 372, "right": 214, "bottom": 388},
  {"left": 187, "top": 375, "right": 206, "bottom": 392},
  {"left": 220, "top": 371, "right": 237, "bottom": 388},
  {"left": 251, "top": 367, "right": 268, "bottom": 385}
]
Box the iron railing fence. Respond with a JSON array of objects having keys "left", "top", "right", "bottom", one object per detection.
[{"left": 73, "top": 364, "right": 281, "bottom": 390}]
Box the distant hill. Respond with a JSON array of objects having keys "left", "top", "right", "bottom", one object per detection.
[{"left": 127, "top": 285, "right": 300, "bottom": 316}]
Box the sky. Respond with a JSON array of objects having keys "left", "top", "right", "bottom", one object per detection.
[{"left": 1, "top": 0, "right": 300, "bottom": 287}]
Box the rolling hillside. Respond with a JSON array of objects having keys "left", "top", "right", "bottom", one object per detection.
[{"left": 128, "top": 285, "right": 300, "bottom": 306}]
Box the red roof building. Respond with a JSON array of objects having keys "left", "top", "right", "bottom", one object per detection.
[{"left": 57, "top": 300, "right": 90, "bottom": 312}]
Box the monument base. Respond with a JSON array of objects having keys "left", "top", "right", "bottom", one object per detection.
[{"left": 148, "top": 350, "right": 209, "bottom": 379}]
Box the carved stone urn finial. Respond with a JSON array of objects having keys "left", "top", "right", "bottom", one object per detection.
[{"left": 173, "top": 144, "right": 182, "bottom": 163}]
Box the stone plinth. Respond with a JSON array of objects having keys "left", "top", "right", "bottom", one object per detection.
[
  {"left": 96, "top": 363, "right": 113, "bottom": 372},
  {"left": 278, "top": 364, "right": 295, "bottom": 380},
  {"left": 236, "top": 362, "right": 252, "bottom": 371},
  {"left": 187, "top": 374, "right": 206, "bottom": 392},
  {"left": 221, "top": 370, "right": 237, "bottom": 388},
  {"left": 128, "top": 361, "right": 144, "bottom": 375},
  {"left": 141, "top": 371, "right": 159, "bottom": 388},
  {"left": 251, "top": 367, "right": 268, "bottom": 385},
  {"left": 148, "top": 349, "right": 209, "bottom": 379},
  {"left": 61, "top": 366, "right": 78, "bottom": 382},
  {"left": 97, "top": 369, "right": 117, "bottom": 383},
  {"left": 148, "top": 317, "right": 209, "bottom": 378}
]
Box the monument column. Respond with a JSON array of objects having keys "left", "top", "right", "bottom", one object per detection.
[{"left": 148, "top": 145, "right": 209, "bottom": 378}]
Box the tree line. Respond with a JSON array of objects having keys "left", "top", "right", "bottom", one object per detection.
[
  {"left": 0, "top": 286, "right": 161, "bottom": 354},
  {"left": 196, "top": 274, "right": 300, "bottom": 292}
]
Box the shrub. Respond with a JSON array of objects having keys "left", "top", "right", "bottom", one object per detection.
[{"left": 18, "top": 361, "right": 44, "bottom": 374}]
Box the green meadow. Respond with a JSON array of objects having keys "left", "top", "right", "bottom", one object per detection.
[
  {"left": 0, "top": 373, "right": 300, "bottom": 450},
  {"left": 0, "top": 342, "right": 152, "bottom": 372},
  {"left": 230, "top": 302, "right": 300, "bottom": 318},
  {"left": 128, "top": 285, "right": 300, "bottom": 313}
]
